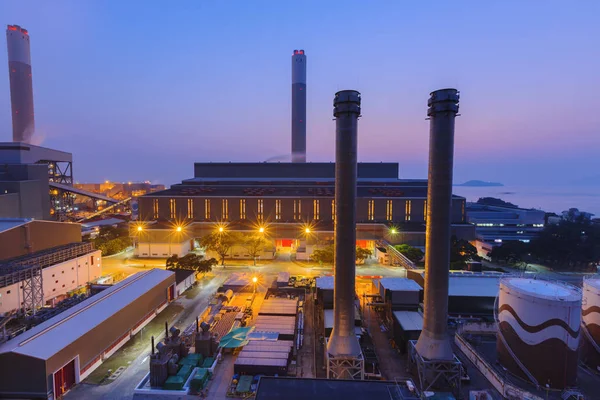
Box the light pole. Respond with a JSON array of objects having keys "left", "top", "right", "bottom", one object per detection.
[{"left": 252, "top": 276, "right": 258, "bottom": 294}]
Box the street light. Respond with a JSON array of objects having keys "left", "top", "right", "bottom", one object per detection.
[
  {"left": 252, "top": 276, "right": 258, "bottom": 294},
  {"left": 258, "top": 227, "right": 265, "bottom": 233},
  {"left": 305, "top": 228, "right": 310, "bottom": 234},
  {"left": 219, "top": 226, "right": 224, "bottom": 233},
  {"left": 176, "top": 226, "right": 182, "bottom": 232},
  {"left": 137, "top": 226, "right": 143, "bottom": 232}
]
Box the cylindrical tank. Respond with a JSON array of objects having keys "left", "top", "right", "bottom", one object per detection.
[
  {"left": 581, "top": 278, "right": 600, "bottom": 370},
  {"left": 415, "top": 88, "right": 459, "bottom": 361},
  {"left": 326, "top": 90, "right": 362, "bottom": 363},
  {"left": 225, "top": 289, "right": 234, "bottom": 302},
  {"left": 497, "top": 278, "right": 581, "bottom": 389}
]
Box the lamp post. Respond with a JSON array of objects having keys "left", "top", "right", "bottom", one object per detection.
[{"left": 252, "top": 276, "right": 258, "bottom": 294}]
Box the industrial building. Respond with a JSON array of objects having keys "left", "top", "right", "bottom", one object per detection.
[
  {"left": 0, "top": 219, "right": 100, "bottom": 315},
  {"left": 466, "top": 202, "right": 545, "bottom": 257},
  {"left": 135, "top": 162, "right": 473, "bottom": 258},
  {"left": 0, "top": 269, "right": 176, "bottom": 399}
]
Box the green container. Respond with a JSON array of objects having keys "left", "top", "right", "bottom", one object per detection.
[
  {"left": 201, "top": 357, "right": 215, "bottom": 368},
  {"left": 190, "top": 368, "right": 209, "bottom": 392},
  {"left": 163, "top": 376, "right": 185, "bottom": 391},
  {"left": 235, "top": 375, "right": 253, "bottom": 393},
  {"left": 177, "top": 364, "right": 193, "bottom": 380},
  {"left": 178, "top": 354, "right": 203, "bottom": 367},
  {"left": 188, "top": 353, "right": 203, "bottom": 365}
]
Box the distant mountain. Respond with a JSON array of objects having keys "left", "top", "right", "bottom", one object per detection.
[{"left": 455, "top": 180, "right": 504, "bottom": 187}]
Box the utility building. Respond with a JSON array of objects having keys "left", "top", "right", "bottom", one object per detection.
[{"left": 0, "top": 269, "right": 176, "bottom": 399}]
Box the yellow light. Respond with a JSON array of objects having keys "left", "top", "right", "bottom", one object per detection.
[
  {"left": 219, "top": 227, "right": 224, "bottom": 232},
  {"left": 176, "top": 226, "right": 182, "bottom": 232},
  {"left": 259, "top": 227, "right": 264, "bottom": 233},
  {"left": 137, "top": 226, "right": 143, "bottom": 232},
  {"left": 305, "top": 228, "right": 310, "bottom": 233},
  {"left": 390, "top": 228, "right": 397, "bottom": 235},
  {"left": 252, "top": 277, "right": 258, "bottom": 283},
  {"left": 105, "top": 180, "right": 109, "bottom": 184}
]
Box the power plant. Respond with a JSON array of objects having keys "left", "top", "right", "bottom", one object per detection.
[
  {"left": 291, "top": 49, "right": 306, "bottom": 163},
  {"left": 326, "top": 90, "right": 364, "bottom": 380},
  {"left": 6, "top": 25, "right": 35, "bottom": 144}
]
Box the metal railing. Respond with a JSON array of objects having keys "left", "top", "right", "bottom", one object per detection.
[{"left": 376, "top": 240, "right": 416, "bottom": 269}]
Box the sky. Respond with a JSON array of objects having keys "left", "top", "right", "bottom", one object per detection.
[{"left": 1, "top": 1, "right": 599, "bottom": 187}]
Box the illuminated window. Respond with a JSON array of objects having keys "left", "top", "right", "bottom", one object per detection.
[
  {"left": 204, "top": 199, "right": 211, "bottom": 219},
  {"left": 405, "top": 200, "right": 411, "bottom": 221},
  {"left": 386, "top": 200, "right": 393, "bottom": 221},
  {"left": 424, "top": 200, "right": 427, "bottom": 223},
  {"left": 258, "top": 199, "right": 264, "bottom": 220},
  {"left": 169, "top": 199, "right": 176, "bottom": 219},
  {"left": 275, "top": 199, "right": 282, "bottom": 220},
  {"left": 187, "top": 199, "right": 193, "bottom": 219},
  {"left": 313, "top": 199, "right": 320, "bottom": 220},
  {"left": 153, "top": 199, "right": 159, "bottom": 219},
  {"left": 331, "top": 200, "right": 335, "bottom": 222},
  {"left": 293, "top": 199, "right": 302, "bottom": 220},
  {"left": 240, "top": 199, "right": 246, "bottom": 219},
  {"left": 368, "top": 200, "right": 375, "bottom": 221},
  {"left": 222, "top": 199, "right": 229, "bottom": 221}
]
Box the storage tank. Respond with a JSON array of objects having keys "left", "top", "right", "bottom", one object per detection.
[
  {"left": 497, "top": 278, "right": 581, "bottom": 389},
  {"left": 581, "top": 278, "right": 600, "bottom": 371}
]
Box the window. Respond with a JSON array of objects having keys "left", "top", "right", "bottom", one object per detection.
[
  {"left": 275, "top": 199, "right": 282, "bottom": 220},
  {"left": 6, "top": 290, "right": 10, "bottom": 294},
  {"left": 424, "top": 200, "right": 427, "bottom": 223},
  {"left": 169, "top": 198, "right": 176, "bottom": 219},
  {"left": 187, "top": 198, "right": 194, "bottom": 219},
  {"left": 153, "top": 199, "right": 159, "bottom": 219},
  {"left": 293, "top": 200, "right": 302, "bottom": 221},
  {"left": 258, "top": 199, "right": 264, "bottom": 220},
  {"left": 368, "top": 200, "right": 375, "bottom": 221},
  {"left": 204, "top": 199, "right": 211, "bottom": 219},
  {"left": 222, "top": 199, "right": 229, "bottom": 221},
  {"left": 386, "top": 200, "right": 393, "bottom": 221},
  {"left": 313, "top": 199, "right": 320, "bottom": 220},
  {"left": 240, "top": 199, "right": 246, "bottom": 219},
  {"left": 331, "top": 200, "right": 335, "bottom": 222},
  {"left": 405, "top": 200, "right": 412, "bottom": 221}
]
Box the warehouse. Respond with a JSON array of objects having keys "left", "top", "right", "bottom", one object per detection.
[
  {"left": 258, "top": 297, "right": 298, "bottom": 317},
  {"left": 253, "top": 315, "right": 296, "bottom": 340},
  {"left": 0, "top": 269, "right": 176, "bottom": 399}
]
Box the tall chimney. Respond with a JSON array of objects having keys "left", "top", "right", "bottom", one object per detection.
[
  {"left": 6, "top": 25, "right": 34, "bottom": 143},
  {"left": 291, "top": 49, "right": 306, "bottom": 163},
  {"left": 415, "top": 89, "right": 460, "bottom": 361},
  {"left": 326, "top": 90, "right": 362, "bottom": 366}
]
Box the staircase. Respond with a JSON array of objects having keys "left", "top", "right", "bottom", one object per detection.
[{"left": 376, "top": 240, "right": 416, "bottom": 269}]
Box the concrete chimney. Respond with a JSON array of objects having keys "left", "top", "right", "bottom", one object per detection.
[
  {"left": 291, "top": 49, "right": 306, "bottom": 163},
  {"left": 415, "top": 88, "right": 460, "bottom": 361},
  {"left": 327, "top": 90, "right": 362, "bottom": 364}
]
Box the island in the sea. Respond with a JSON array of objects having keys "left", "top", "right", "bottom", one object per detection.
[{"left": 455, "top": 180, "right": 504, "bottom": 187}]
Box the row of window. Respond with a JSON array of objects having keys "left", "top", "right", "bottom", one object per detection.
[{"left": 154, "top": 198, "right": 441, "bottom": 222}]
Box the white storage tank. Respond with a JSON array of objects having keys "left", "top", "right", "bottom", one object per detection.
[
  {"left": 581, "top": 278, "right": 600, "bottom": 371},
  {"left": 497, "top": 278, "right": 581, "bottom": 389}
]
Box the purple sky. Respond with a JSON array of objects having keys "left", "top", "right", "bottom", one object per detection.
[{"left": 1, "top": 1, "right": 599, "bottom": 186}]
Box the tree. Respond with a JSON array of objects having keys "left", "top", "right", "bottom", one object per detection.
[
  {"left": 242, "top": 234, "right": 268, "bottom": 265},
  {"left": 489, "top": 241, "right": 529, "bottom": 264},
  {"left": 177, "top": 253, "right": 202, "bottom": 270},
  {"left": 311, "top": 245, "right": 335, "bottom": 265},
  {"left": 166, "top": 254, "right": 179, "bottom": 270},
  {"left": 449, "top": 235, "right": 480, "bottom": 269},
  {"left": 196, "top": 258, "right": 217, "bottom": 276},
  {"left": 394, "top": 244, "right": 424, "bottom": 263},
  {"left": 199, "top": 231, "right": 240, "bottom": 265},
  {"left": 356, "top": 247, "right": 372, "bottom": 263}
]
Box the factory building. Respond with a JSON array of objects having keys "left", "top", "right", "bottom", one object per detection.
[
  {"left": 0, "top": 269, "right": 176, "bottom": 399},
  {"left": 135, "top": 162, "right": 473, "bottom": 258},
  {"left": 0, "top": 219, "right": 100, "bottom": 315}
]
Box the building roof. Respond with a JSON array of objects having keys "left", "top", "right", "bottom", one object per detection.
[
  {"left": 0, "top": 218, "right": 30, "bottom": 233},
  {"left": 316, "top": 276, "right": 334, "bottom": 290},
  {"left": 81, "top": 218, "right": 127, "bottom": 229},
  {"left": 255, "top": 377, "right": 420, "bottom": 400},
  {"left": 448, "top": 275, "right": 501, "bottom": 298},
  {"left": 0, "top": 269, "right": 174, "bottom": 360},
  {"left": 380, "top": 278, "right": 422, "bottom": 292},
  {"left": 172, "top": 268, "right": 195, "bottom": 284},
  {"left": 0, "top": 142, "right": 73, "bottom": 163},
  {"left": 393, "top": 311, "right": 424, "bottom": 332}
]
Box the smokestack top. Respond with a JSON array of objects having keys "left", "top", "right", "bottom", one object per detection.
[
  {"left": 427, "top": 89, "right": 459, "bottom": 116},
  {"left": 333, "top": 90, "right": 361, "bottom": 117}
]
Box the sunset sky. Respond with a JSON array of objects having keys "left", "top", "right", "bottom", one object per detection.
[{"left": 1, "top": 1, "right": 598, "bottom": 186}]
